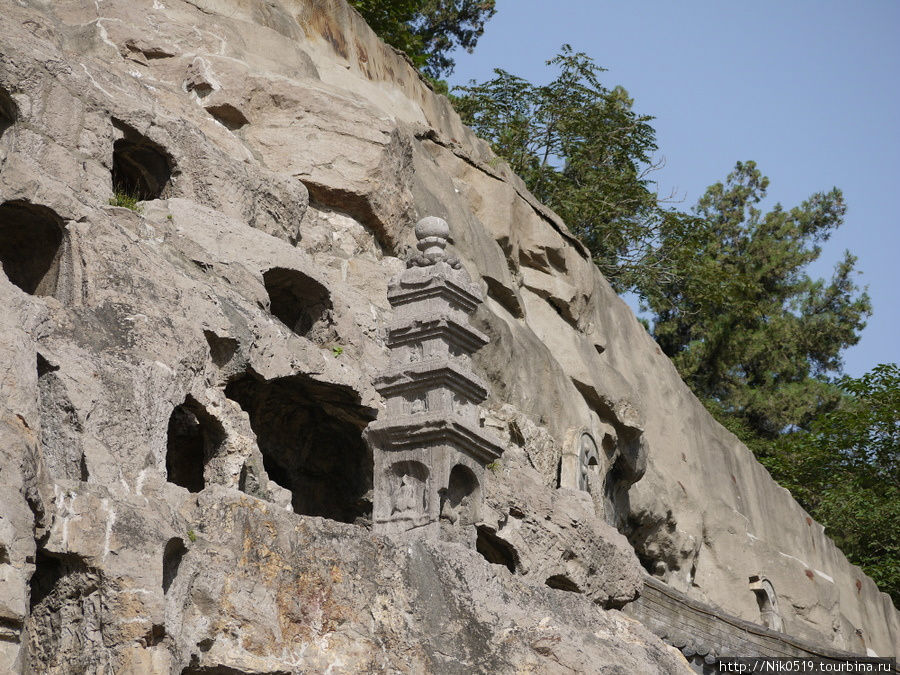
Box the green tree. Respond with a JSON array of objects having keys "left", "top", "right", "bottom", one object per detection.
[
  {"left": 762, "top": 364, "right": 900, "bottom": 603},
  {"left": 450, "top": 40, "right": 892, "bottom": 602},
  {"left": 643, "top": 161, "right": 871, "bottom": 438},
  {"left": 349, "top": 0, "right": 496, "bottom": 78},
  {"left": 453, "top": 46, "right": 664, "bottom": 291}
]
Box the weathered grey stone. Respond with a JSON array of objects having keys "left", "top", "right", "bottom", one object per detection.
[
  {"left": 0, "top": 0, "right": 896, "bottom": 671},
  {"left": 481, "top": 448, "right": 645, "bottom": 609},
  {"left": 367, "top": 218, "right": 503, "bottom": 541}
]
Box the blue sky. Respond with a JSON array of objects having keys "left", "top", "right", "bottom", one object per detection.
[{"left": 447, "top": 1, "right": 899, "bottom": 377}]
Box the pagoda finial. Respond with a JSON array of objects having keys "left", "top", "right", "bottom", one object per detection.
[
  {"left": 415, "top": 216, "right": 449, "bottom": 262},
  {"left": 409, "top": 216, "right": 460, "bottom": 268}
]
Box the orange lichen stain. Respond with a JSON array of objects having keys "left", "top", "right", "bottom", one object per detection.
[
  {"left": 276, "top": 558, "right": 351, "bottom": 647},
  {"left": 242, "top": 627, "right": 274, "bottom": 657},
  {"left": 109, "top": 586, "right": 153, "bottom": 641},
  {"left": 805, "top": 516, "right": 812, "bottom": 526},
  {"left": 239, "top": 535, "right": 290, "bottom": 585},
  {"left": 856, "top": 579, "right": 862, "bottom": 593}
]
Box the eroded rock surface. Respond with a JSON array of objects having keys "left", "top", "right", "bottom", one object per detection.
[{"left": 0, "top": 0, "right": 896, "bottom": 672}]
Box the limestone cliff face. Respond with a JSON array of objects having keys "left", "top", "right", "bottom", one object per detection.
[{"left": 0, "top": 0, "right": 895, "bottom": 672}]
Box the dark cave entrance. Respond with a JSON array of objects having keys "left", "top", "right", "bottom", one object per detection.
[
  {"left": 0, "top": 86, "right": 15, "bottom": 141},
  {"left": 205, "top": 103, "right": 249, "bottom": 131},
  {"left": 0, "top": 201, "right": 64, "bottom": 296},
  {"left": 26, "top": 551, "right": 101, "bottom": 671},
  {"left": 476, "top": 526, "right": 518, "bottom": 573},
  {"left": 165, "top": 397, "right": 224, "bottom": 493},
  {"left": 111, "top": 122, "right": 173, "bottom": 200},
  {"left": 262, "top": 267, "right": 333, "bottom": 341},
  {"left": 225, "top": 372, "right": 375, "bottom": 524},
  {"left": 545, "top": 574, "right": 582, "bottom": 593},
  {"left": 162, "top": 538, "right": 187, "bottom": 594}
]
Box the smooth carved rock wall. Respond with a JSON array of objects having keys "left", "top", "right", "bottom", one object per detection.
[
  {"left": 0, "top": 0, "right": 895, "bottom": 671},
  {"left": 625, "top": 576, "right": 876, "bottom": 666}
]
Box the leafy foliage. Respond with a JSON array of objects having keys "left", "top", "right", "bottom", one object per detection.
[
  {"left": 349, "top": 0, "right": 496, "bottom": 78},
  {"left": 643, "top": 161, "right": 871, "bottom": 438},
  {"left": 447, "top": 42, "right": 891, "bottom": 601},
  {"left": 453, "top": 46, "right": 664, "bottom": 291},
  {"left": 109, "top": 190, "right": 142, "bottom": 213},
  {"left": 762, "top": 364, "right": 900, "bottom": 603}
]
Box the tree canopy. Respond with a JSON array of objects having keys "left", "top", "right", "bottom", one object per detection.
[
  {"left": 349, "top": 0, "right": 496, "bottom": 78},
  {"left": 453, "top": 46, "right": 871, "bottom": 438},
  {"left": 643, "top": 160, "right": 872, "bottom": 439},
  {"left": 762, "top": 364, "right": 900, "bottom": 603},
  {"left": 453, "top": 46, "right": 663, "bottom": 291},
  {"left": 452, "top": 45, "right": 894, "bottom": 602}
]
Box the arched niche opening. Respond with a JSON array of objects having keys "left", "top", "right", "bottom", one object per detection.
[
  {"left": 749, "top": 575, "right": 783, "bottom": 632},
  {"left": 0, "top": 201, "right": 65, "bottom": 296},
  {"left": 440, "top": 464, "right": 480, "bottom": 527},
  {"left": 165, "top": 396, "right": 224, "bottom": 493},
  {"left": 262, "top": 267, "right": 333, "bottom": 342},
  {"left": 162, "top": 538, "right": 187, "bottom": 594},
  {"left": 387, "top": 460, "right": 429, "bottom": 521},
  {"left": 111, "top": 121, "right": 173, "bottom": 201},
  {"left": 224, "top": 371, "right": 375, "bottom": 524},
  {"left": 578, "top": 432, "right": 601, "bottom": 492}
]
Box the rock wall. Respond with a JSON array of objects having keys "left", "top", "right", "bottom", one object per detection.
[
  {"left": 0, "top": 0, "right": 895, "bottom": 671},
  {"left": 625, "top": 575, "right": 880, "bottom": 665}
]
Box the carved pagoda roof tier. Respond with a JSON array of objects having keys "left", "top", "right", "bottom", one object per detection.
[
  {"left": 386, "top": 314, "right": 488, "bottom": 354},
  {"left": 365, "top": 413, "right": 503, "bottom": 463},
  {"left": 387, "top": 262, "right": 483, "bottom": 315},
  {"left": 374, "top": 358, "right": 488, "bottom": 404}
]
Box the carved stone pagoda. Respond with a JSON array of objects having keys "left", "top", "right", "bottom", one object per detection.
[{"left": 365, "top": 216, "right": 503, "bottom": 540}]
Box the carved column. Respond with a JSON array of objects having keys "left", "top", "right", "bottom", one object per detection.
[{"left": 365, "top": 216, "right": 503, "bottom": 540}]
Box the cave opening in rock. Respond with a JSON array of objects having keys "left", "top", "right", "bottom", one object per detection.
[
  {"left": 26, "top": 551, "right": 100, "bottom": 671},
  {"left": 205, "top": 103, "right": 249, "bottom": 131},
  {"left": 29, "top": 551, "right": 63, "bottom": 611},
  {"left": 29, "top": 551, "right": 95, "bottom": 611},
  {"left": 262, "top": 267, "right": 333, "bottom": 341},
  {"left": 545, "top": 574, "right": 582, "bottom": 593},
  {"left": 0, "top": 201, "right": 65, "bottom": 296},
  {"left": 162, "top": 538, "right": 187, "bottom": 594},
  {"left": 203, "top": 330, "right": 238, "bottom": 368},
  {"left": 165, "top": 397, "right": 224, "bottom": 493},
  {"left": 224, "top": 371, "right": 375, "bottom": 524},
  {"left": 0, "top": 86, "right": 15, "bottom": 141},
  {"left": 476, "top": 526, "right": 517, "bottom": 573},
  {"left": 111, "top": 122, "right": 172, "bottom": 200}
]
